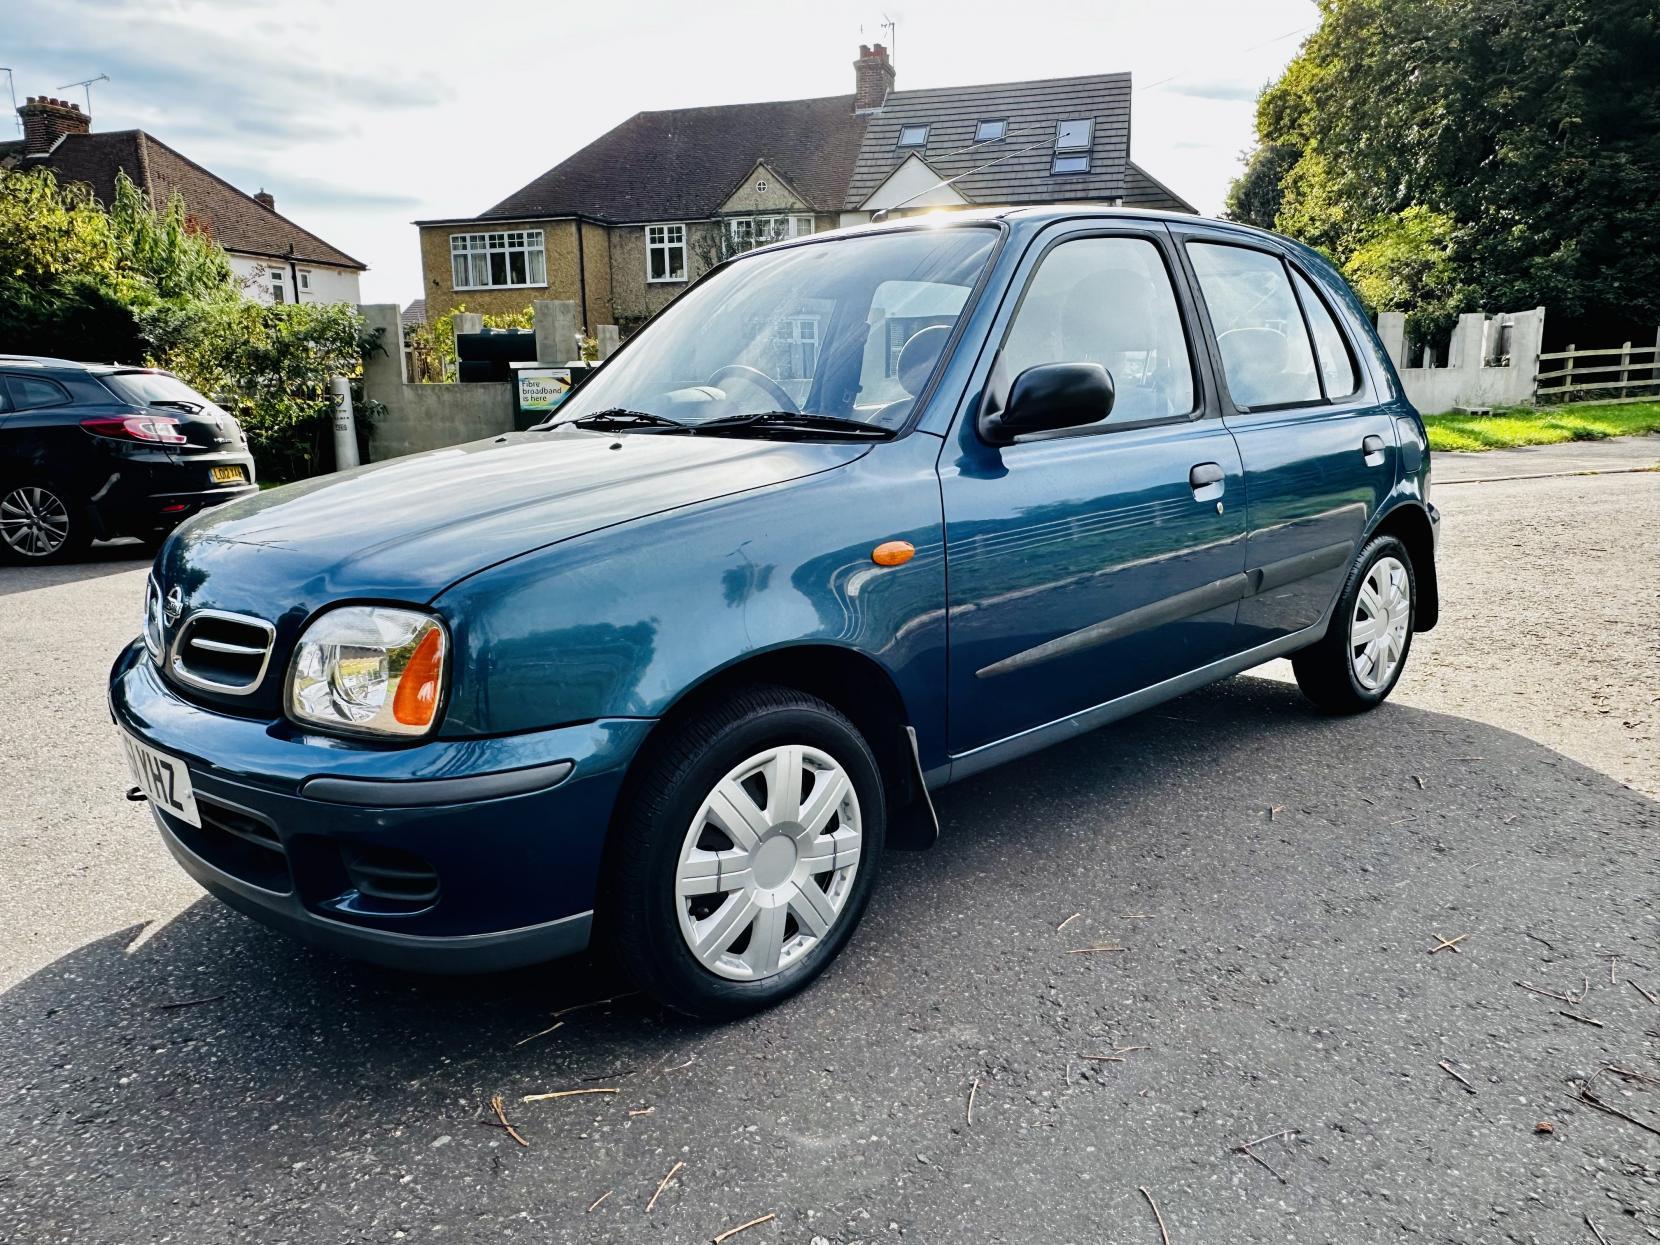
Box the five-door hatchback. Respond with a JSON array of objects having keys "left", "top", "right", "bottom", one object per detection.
[
  {"left": 1, "top": 356, "right": 258, "bottom": 563},
  {"left": 110, "top": 208, "right": 1438, "bottom": 1019}
]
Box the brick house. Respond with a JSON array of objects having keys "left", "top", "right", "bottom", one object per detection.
[
  {"left": 1, "top": 96, "right": 366, "bottom": 305},
  {"left": 415, "top": 44, "right": 1194, "bottom": 336}
]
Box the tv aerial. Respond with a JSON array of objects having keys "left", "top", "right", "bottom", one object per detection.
[{"left": 57, "top": 73, "right": 110, "bottom": 113}]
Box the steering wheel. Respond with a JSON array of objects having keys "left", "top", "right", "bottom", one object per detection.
[{"left": 705, "top": 363, "right": 801, "bottom": 414}]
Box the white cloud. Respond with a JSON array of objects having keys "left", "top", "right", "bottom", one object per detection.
[{"left": 7, "top": 0, "right": 1314, "bottom": 304}]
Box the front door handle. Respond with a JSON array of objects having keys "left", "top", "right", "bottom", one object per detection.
[
  {"left": 1189, "top": 461, "right": 1225, "bottom": 504},
  {"left": 1362, "top": 434, "right": 1386, "bottom": 466}
]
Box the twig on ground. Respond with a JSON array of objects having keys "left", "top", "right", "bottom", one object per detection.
[
  {"left": 629, "top": 1107, "right": 654, "bottom": 1117},
  {"left": 712, "top": 1213, "right": 776, "bottom": 1243},
  {"left": 1237, "top": 1144, "right": 1286, "bottom": 1184},
  {"left": 1558, "top": 1010, "right": 1604, "bottom": 1028},
  {"left": 1268, "top": 805, "right": 1286, "bottom": 821},
  {"left": 656, "top": 1054, "right": 697, "bottom": 1075},
  {"left": 1057, "top": 912, "right": 1082, "bottom": 932},
  {"left": 552, "top": 992, "right": 639, "bottom": 1020},
  {"left": 586, "top": 1190, "right": 612, "bottom": 1214},
  {"left": 1120, "top": 913, "right": 1151, "bottom": 920},
  {"left": 1412, "top": 775, "right": 1426, "bottom": 790},
  {"left": 1585, "top": 1212, "right": 1611, "bottom": 1245},
  {"left": 1066, "top": 945, "right": 1125, "bottom": 955},
  {"left": 513, "top": 1020, "right": 565, "bottom": 1048},
  {"left": 1628, "top": 978, "right": 1660, "bottom": 1006},
  {"left": 1078, "top": 1054, "right": 1125, "bottom": 1063},
  {"left": 646, "top": 1160, "right": 685, "bottom": 1213},
  {"left": 1429, "top": 933, "right": 1468, "bottom": 955},
  {"left": 1243, "top": 1128, "right": 1298, "bottom": 1149},
  {"left": 1114, "top": 1045, "right": 1150, "bottom": 1054},
  {"left": 489, "top": 1094, "right": 529, "bottom": 1147},
  {"left": 520, "top": 1087, "right": 620, "bottom": 1103},
  {"left": 1138, "top": 1186, "right": 1171, "bottom": 1245},
  {"left": 967, "top": 1076, "right": 980, "bottom": 1127},
  {"left": 1608, "top": 956, "right": 1618, "bottom": 985},
  {"left": 154, "top": 994, "right": 224, "bottom": 1010},
  {"left": 1438, "top": 1060, "right": 1476, "bottom": 1093},
  {"left": 1516, "top": 981, "right": 1577, "bottom": 1003},
  {"left": 1579, "top": 1086, "right": 1660, "bottom": 1139}
]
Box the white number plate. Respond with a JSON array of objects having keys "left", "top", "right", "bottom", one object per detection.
[{"left": 120, "top": 730, "right": 200, "bottom": 828}]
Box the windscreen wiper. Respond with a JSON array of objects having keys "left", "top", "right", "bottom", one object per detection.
[
  {"left": 696, "top": 411, "right": 896, "bottom": 440},
  {"left": 149, "top": 398, "right": 204, "bottom": 414},
  {"left": 554, "top": 408, "right": 692, "bottom": 433}
]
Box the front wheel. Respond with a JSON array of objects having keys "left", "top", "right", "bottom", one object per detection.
[
  {"left": 1292, "top": 534, "right": 1416, "bottom": 714},
  {"left": 604, "top": 686, "right": 885, "bottom": 1021}
]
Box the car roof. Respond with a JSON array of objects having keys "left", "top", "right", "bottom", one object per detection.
[{"left": 0, "top": 355, "right": 149, "bottom": 375}]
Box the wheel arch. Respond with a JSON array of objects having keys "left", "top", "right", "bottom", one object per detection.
[{"left": 1369, "top": 502, "right": 1438, "bottom": 631}]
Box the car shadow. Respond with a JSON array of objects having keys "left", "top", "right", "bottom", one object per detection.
[
  {"left": 0, "top": 539, "right": 153, "bottom": 598},
  {"left": 2, "top": 676, "right": 1657, "bottom": 1243}
]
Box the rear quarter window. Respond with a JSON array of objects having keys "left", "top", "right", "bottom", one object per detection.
[{"left": 4, "top": 375, "right": 72, "bottom": 411}]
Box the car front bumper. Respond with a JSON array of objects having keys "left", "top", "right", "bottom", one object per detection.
[{"left": 108, "top": 640, "right": 653, "bottom": 973}]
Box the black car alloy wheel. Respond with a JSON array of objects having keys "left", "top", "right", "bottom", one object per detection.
[{"left": 0, "top": 484, "right": 75, "bottom": 560}]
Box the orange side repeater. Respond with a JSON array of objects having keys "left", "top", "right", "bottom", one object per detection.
[{"left": 871, "top": 540, "right": 915, "bottom": 567}]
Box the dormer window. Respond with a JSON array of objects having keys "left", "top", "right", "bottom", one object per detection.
[
  {"left": 896, "top": 124, "right": 929, "bottom": 148},
  {"left": 974, "top": 119, "right": 1007, "bottom": 143},
  {"left": 1052, "top": 117, "right": 1094, "bottom": 174}
]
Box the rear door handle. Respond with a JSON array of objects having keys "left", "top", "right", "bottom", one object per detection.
[
  {"left": 1362, "top": 434, "right": 1386, "bottom": 466},
  {"left": 1189, "top": 461, "right": 1225, "bottom": 504}
]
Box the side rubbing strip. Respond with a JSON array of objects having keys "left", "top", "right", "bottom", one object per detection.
[
  {"left": 976, "top": 573, "right": 1250, "bottom": 679},
  {"left": 1251, "top": 541, "right": 1354, "bottom": 595}
]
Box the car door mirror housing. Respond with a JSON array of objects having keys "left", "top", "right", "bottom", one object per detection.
[{"left": 980, "top": 362, "right": 1115, "bottom": 445}]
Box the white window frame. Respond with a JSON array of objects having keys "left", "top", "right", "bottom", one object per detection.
[
  {"left": 645, "top": 223, "right": 687, "bottom": 283},
  {"left": 974, "top": 119, "right": 1007, "bottom": 143},
  {"left": 725, "top": 215, "right": 815, "bottom": 254},
  {"left": 449, "top": 229, "right": 548, "bottom": 291},
  {"left": 269, "top": 266, "right": 286, "bottom": 304},
  {"left": 1055, "top": 118, "right": 1094, "bottom": 151},
  {"left": 896, "top": 124, "right": 929, "bottom": 148},
  {"left": 297, "top": 270, "right": 311, "bottom": 292}
]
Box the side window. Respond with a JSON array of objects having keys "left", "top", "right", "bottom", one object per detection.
[
  {"left": 1291, "top": 269, "right": 1359, "bottom": 398},
  {"left": 6, "top": 376, "right": 71, "bottom": 411},
  {"left": 0, "top": 380, "right": 12, "bottom": 414},
  {"left": 1187, "top": 242, "right": 1320, "bottom": 409},
  {"left": 1000, "top": 236, "right": 1195, "bottom": 424}
]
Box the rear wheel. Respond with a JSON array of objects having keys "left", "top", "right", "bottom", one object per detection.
[
  {"left": 604, "top": 686, "right": 885, "bottom": 1020},
  {"left": 0, "top": 481, "right": 90, "bottom": 565},
  {"left": 1293, "top": 534, "right": 1416, "bottom": 714}
]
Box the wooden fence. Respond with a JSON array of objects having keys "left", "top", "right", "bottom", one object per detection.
[{"left": 1535, "top": 341, "right": 1660, "bottom": 403}]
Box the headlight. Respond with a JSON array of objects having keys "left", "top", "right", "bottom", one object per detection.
[
  {"left": 143, "top": 578, "right": 164, "bottom": 661},
  {"left": 286, "top": 606, "right": 447, "bottom": 738}
]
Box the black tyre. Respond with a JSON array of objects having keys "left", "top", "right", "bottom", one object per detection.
[
  {"left": 604, "top": 685, "right": 885, "bottom": 1021},
  {"left": 0, "top": 480, "right": 91, "bottom": 565},
  {"left": 1293, "top": 534, "right": 1416, "bottom": 714}
]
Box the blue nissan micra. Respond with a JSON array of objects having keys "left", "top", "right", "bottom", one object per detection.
[{"left": 112, "top": 208, "right": 1439, "bottom": 1019}]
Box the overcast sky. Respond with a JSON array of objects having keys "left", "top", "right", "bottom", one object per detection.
[{"left": 8, "top": 0, "right": 1314, "bottom": 304}]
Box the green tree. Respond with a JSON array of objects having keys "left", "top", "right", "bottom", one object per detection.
[{"left": 1228, "top": 0, "right": 1660, "bottom": 326}]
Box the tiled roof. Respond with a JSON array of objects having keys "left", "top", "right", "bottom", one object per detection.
[
  {"left": 478, "top": 95, "right": 869, "bottom": 223},
  {"left": 401, "top": 299, "right": 427, "bottom": 327},
  {"left": 1123, "top": 161, "right": 1197, "bottom": 214},
  {"left": 0, "top": 131, "right": 365, "bottom": 270},
  {"left": 844, "top": 73, "right": 1133, "bottom": 209}
]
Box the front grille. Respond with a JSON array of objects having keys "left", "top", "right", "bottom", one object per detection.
[
  {"left": 169, "top": 610, "right": 275, "bottom": 695},
  {"left": 168, "top": 799, "right": 292, "bottom": 894}
]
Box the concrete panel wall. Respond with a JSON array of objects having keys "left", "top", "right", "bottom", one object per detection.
[
  {"left": 1377, "top": 308, "right": 1545, "bottom": 414},
  {"left": 359, "top": 303, "right": 515, "bottom": 461}
]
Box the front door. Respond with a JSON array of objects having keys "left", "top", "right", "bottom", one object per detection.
[
  {"left": 1176, "top": 231, "right": 1400, "bottom": 643},
  {"left": 939, "top": 225, "right": 1247, "bottom": 757}
]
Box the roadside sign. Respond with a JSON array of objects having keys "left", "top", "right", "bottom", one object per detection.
[{"left": 518, "top": 368, "right": 572, "bottom": 414}]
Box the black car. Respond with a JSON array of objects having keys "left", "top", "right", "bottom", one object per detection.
[{"left": 0, "top": 356, "right": 258, "bottom": 563}]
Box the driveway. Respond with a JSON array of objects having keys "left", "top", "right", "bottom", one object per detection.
[{"left": 2, "top": 441, "right": 1656, "bottom": 1244}]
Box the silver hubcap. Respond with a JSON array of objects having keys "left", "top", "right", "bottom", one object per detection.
[
  {"left": 0, "top": 486, "right": 70, "bottom": 558},
  {"left": 1351, "top": 555, "right": 1410, "bottom": 691},
  {"left": 675, "top": 744, "right": 862, "bottom": 982}
]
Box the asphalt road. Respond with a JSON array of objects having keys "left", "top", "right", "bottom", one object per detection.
[{"left": 2, "top": 440, "right": 1657, "bottom": 1244}]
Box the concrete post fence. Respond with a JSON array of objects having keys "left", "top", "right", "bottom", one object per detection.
[{"left": 1377, "top": 307, "right": 1545, "bottom": 414}]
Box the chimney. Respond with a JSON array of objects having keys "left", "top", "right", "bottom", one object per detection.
[
  {"left": 17, "top": 96, "right": 90, "bottom": 156},
  {"left": 254, "top": 188, "right": 276, "bottom": 210},
  {"left": 854, "top": 43, "right": 895, "bottom": 113}
]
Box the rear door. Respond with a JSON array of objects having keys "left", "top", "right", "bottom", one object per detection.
[
  {"left": 938, "top": 222, "right": 1248, "bottom": 757},
  {"left": 1174, "top": 229, "right": 1397, "bottom": 643}
]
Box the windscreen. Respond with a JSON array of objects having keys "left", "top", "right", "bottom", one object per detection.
[
  {"left": 555, "top": 226, "right": 998, "bottom": 432},
  {"left": 105, "top": 371, "right": 220, "bottom": 412}
]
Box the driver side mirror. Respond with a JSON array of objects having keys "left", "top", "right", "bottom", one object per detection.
[{"left": 978, "top": 362, "right": 1115, "bottom": 445}]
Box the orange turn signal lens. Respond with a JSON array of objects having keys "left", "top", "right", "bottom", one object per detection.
[
  {"left": 392, "top": 626, "right": 445, "bottom": 726},
  {"left": 871, "top": 540, "right": 915, "bottom": 567}
]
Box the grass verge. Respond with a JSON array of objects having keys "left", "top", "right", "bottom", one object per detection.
[{"left": 1424, "top": 401, "right": 1660, "bottom": 452}]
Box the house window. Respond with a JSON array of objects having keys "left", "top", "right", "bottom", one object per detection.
[
  {"left": 298, "top": 270, "right": 311, "bottom": 292},
  {"left": 1052, "top": 117, "right": 1093, "bottom": 174},
  {"left": 974, "top": 119, "right": 1007, "bottom": 143},
  {"left": 726, "top": 215, "right": 815, "bottom": 254},
  {"left": 450, "top": 229, "right": 548, "bottom": 290},
  {"left": 896, "top": 124, "right": 929, "bottom": 147},
  {"left": 645, "top": 223, "right": 686, "bottom": 282},
  {"left": 269, "top": 267, "right": 286, "bottom": 303}
]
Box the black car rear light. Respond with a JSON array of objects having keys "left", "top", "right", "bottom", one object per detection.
[{"left": 81, "top": 414, "right": 187, "bottom": 444}]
